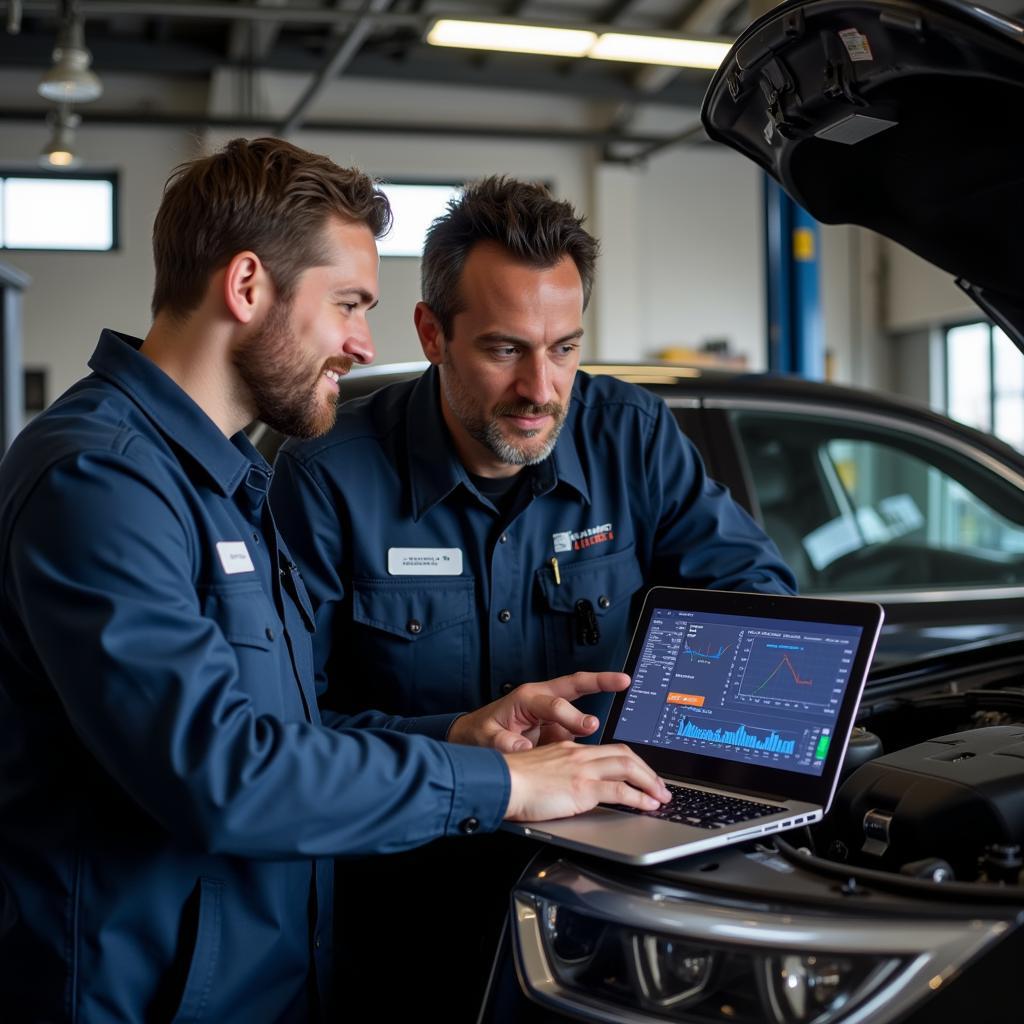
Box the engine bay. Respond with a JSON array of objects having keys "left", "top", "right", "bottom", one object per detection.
[{"left": 813, "top": 680, "right": 1024, "bottom": 886}]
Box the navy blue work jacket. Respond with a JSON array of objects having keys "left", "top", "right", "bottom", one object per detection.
[
  {"left": 0, "top": 332, "right": 508, "bottom": 1023},
  {"left": 271, "top": 367, "right": 796, "bottom": 722}
]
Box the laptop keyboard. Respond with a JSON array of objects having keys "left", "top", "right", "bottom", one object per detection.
[{"left": 616, "top": 784, "right": 786, "bottom": 829}]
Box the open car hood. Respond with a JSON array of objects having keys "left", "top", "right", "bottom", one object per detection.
[{"left": 701, "top": 0, "right": 1024, "bottom": 348}]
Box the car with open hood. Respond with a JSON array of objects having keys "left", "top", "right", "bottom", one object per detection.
[{"left": 470, "top": 2, "right": 1024, "bottom": 1022}]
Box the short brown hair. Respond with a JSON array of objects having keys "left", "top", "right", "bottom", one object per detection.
[
  {"left": 421, "top": 176, "right": 599, "bottom": 337},
  {"left": 151, "top": 137, "right": 391, "bottom": 320}
]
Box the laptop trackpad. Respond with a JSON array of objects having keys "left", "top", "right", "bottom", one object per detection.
[{"left": 530, "top": 806, "right": 705, "bottom": 858}]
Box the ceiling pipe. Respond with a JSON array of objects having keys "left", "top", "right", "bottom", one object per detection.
[
  {"left": 0, "top": 105, "right": 675, "bottom": 147},
  {"left": 19, "top": 1, "right": 421, "bottom": 27},
  {"left": 277, "top": 0, "right": 393, "bottom": 137}
]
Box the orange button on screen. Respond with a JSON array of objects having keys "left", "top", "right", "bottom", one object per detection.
[{"left": 667, "top": 692, "right": 705, "bottom": 707}]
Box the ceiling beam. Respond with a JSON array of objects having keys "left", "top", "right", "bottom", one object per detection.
[
  {"left": 0, "top": 33, "right": 714, "bottom": 108},
  {"left": 632, "top": 0, "right": 738, "bottom": 96},
  {"left": 0, "top": 104, "right": 675, "bottom": 146},
  {"left": 278, "top": 0, "right": 393, "bottom": 136},
  {"left": 604, "top": 119, "right": 707, "bottom": 165},
  {"left": 596, "top": 0, "right": 734, "bottom": 159},
  {"left": 277, "top": 0, "right": 394, "bottom": 136},
  {"left": 226, "top": 0, "right": 290, "bottom": 63},
  {"left": 20, "top": 0, "right": 421, "bottom": 28}
]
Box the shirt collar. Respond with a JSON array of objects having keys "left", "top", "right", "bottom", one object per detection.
[
  {"left": 548, "top": 378, "right": 590, "bottom": 505},
  {"left": 88, "top": 329, "right": 266, "bottom": 497},
  {"left": 405, "top": 365, "right": 590, "bottom": 520}
]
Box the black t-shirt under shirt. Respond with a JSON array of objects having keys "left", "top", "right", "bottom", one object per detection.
[{"left": 468, "top": 467, "right": 533, "bottom": 520}]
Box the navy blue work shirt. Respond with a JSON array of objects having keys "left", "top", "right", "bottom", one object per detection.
[
  {"left": 0, "top": 332, "right": 508, "bottom": 1023},
  {"left": 270, "top": 367, "right": 796, "bottom": 723}
]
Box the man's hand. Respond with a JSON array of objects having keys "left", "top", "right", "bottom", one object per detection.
[
  {"left": 447, "top": 671, "right": 630, "bottom": 753},
  {"left": 502, "top": 741, "right": 671, "bottom": 821}
]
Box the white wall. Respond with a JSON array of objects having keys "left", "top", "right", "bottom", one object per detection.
[
  {"left": 0, "top": 122, "right": 196, "bottom": 403},
  {"left": 820, "top": 224, "right": 892, "bottom": 391},
  {"left": 0, "top": 64, "right": 995, "bottom": 418},
  {"left": 204, "top": 124, "right": 594, "bottom": 365},
  {"left": 885, "top": 241, "right": 976, "bottom": 332},
  {"left": 594, "top": 144, "right": 767, "bottom": 369},
  {"left": 2, "top": 114, "right": 774, "bottom": 400}
]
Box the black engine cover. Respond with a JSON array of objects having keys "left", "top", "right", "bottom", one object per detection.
[{"left": 831, "top": 725, "right": 1024, "bottom": 877}]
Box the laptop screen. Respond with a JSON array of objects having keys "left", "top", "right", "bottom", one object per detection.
[{"left": 611, "top": 606, "right": 864, "bottom": 779}]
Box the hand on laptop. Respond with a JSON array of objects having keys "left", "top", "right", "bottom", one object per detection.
[
  {"left": 447, "top": 671, "right": 630, "bottom": 752},
  {"left": 502, "top": 742, "right": 671, "bottom": 822}
]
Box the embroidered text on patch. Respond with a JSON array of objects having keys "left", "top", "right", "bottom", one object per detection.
[{"left": 552, "top": 522, "right": 614, "bottom": 553}]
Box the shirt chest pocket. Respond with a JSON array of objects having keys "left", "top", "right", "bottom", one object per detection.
[
  {"left": 199, "top": 581, "right": 293, "bottom": 718},
  {"left": 536, "top": 544, "right": 645, "bottom": 678},
  {"left": 350, "top": 577, "right": 477, "bottom": 716}
]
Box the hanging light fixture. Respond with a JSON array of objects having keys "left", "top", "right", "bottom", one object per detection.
[
  {"left": 37, "top": 0, "right": 103, "bottom": 104},
  {"left": 40, "top": 106, "right": 82, "bottom": 168}
]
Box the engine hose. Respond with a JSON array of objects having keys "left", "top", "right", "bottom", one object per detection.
[{"left": 773, "top": 835, "right": 1024, "bottom": 905}]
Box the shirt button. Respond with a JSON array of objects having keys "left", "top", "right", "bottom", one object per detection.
[
  {"left": 252, "top": 532, "right": 260, "bottom": 545},
  {"left": 499, "top": 533, "right": 508, "bottom": 544},
  {"left": 598, "top": 595, "right": 611, "bottom": 609},
  {"left": 498, "top": 609, "right": 512, "bottom": 623},
  {"left": 314, "top": 934, "right": 321, "bottom": 950},
  {"left": 500, "top": 682, "right": 514, "bottom": 695},
  {"left": 407, "top": 619, "right": 422, "bottom": 635},
  {"left": 459, "top": 817, "right": 481, "bottom": 834},
  {"left": 265, "top": 627, "right": 275, "bottom": 641}
]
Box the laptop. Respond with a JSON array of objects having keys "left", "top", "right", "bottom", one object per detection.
[{"left": 505, "top": 586, "right": 883, "bottom": 865}]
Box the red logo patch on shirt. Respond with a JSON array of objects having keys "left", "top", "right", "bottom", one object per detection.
[{"left": 552, "top": 523, "right": 614, "bottom": 553}]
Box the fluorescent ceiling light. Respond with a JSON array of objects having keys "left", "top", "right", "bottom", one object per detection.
[
  {"left": 427, "top": 19, "right": 596, "bottom": 58},
  {"left": 589, "top": 33, "right": 731, "bottom": 69},
  {"left": 426, "top": 19, "right": 731, "bottom": 71}
]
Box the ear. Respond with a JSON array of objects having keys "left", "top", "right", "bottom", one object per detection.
[
  {"left": 222, "top": 251, "right": 270, "bottom": 325},
  {"left": 414, "top": 302, "right": 445, "bottom": 366}
]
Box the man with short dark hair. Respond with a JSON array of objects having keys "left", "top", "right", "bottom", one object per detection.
[
  {"left": 269, "top": 175, "right": 796, "bottom": 1019},
  {"left": 272, "top": 176, "right": 795, "bottom": 722},
  {"left": 0, "top": 141, "right": 668, "bottom": 1023}
]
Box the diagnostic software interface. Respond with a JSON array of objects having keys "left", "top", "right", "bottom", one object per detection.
[{"left": 612, "top": 608, "right": 863, "bottom": 777}]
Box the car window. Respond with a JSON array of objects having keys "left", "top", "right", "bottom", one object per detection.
[{"left": 730, "top": 410, "right": 1024, "bottom": 594}]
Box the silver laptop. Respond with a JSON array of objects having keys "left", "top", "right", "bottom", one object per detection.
[{"left": 505, "top": 586, "right": 883, "bottom": 865}]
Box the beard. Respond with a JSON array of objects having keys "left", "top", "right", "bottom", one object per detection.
[
  {"left": 232, "top": 302, "right": 352, "bottom": 440},
  {"left": 441, "top": 351, "right": 567, "bottom": 466}
]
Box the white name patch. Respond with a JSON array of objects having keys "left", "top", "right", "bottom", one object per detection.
[
  {"left": 387, "top": 547, "right": 464, "bottom": 576},
  {"left": 216, "top": 541, "right": 256, "bottom": 575}
]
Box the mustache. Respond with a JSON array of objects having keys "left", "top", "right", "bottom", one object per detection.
[
  {"left": 493, "top": 401, "right": 563, "bottom": 418},
  {"left": 322, "top": 356, "right": 355, "bottom": 376}
]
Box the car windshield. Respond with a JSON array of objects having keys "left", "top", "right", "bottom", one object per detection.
[
  {"left": 723, "top": 403, "right": 1024, "bottom": 668},
  {"left": 730, "top": 410, "right": 1024, "bottom": 594}
]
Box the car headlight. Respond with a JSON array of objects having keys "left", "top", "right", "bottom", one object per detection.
[
  {"left": 635, "top": 935, "right": 715, "bottom": 1008},
  {"left": 545, "top": 903, "right": 605, "bottom": 963},
  {"left": 762, "top": 953, "right": 896, "bottom": 1024},
  {"left": 514, "top": 862, "right": 1010, "bottom": 1024}
]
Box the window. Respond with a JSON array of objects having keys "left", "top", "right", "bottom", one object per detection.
[
  {"left": 730, "top": 409, "right": 1024, "bottom": 594},
  {"left": 945, "top": 321, "right": 1024, "bottom": 450},
  {"left": 376, "top": 182, "right": 462, "bottom": 257},
  {"left": 0, "top": 171, "right": 118, "bottom": 251}
]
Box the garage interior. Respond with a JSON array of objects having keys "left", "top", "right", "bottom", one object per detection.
[
  {"left": 1, "top": 0, "right": 1019, "bottom": 422},
  {"left": 5, "top": 4, "right": 1024, "bottom": 1024}
]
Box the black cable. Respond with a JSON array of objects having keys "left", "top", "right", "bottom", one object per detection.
[{"left": 773, "top": 836, "right": 1024, "bottom": 906}]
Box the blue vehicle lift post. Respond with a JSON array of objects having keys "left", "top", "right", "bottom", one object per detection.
[{"left": 764, "top": 177, "right": 824, "bottom": 379}]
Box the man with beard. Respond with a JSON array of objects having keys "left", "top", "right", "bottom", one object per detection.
[
  {"left": 269, "top": 176, "right": 796, "bottom": 1019},
  {"left": 0, "top": 139, "right": 670, "bottom": 1024},
  {"left": 272, "top": 176, "right": 795, "bottom": 726}
]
